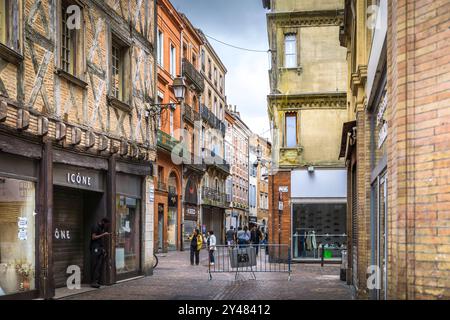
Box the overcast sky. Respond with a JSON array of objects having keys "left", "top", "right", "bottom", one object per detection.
[{"left": 171, "top": 0, "right": 271, "bottom": 140}]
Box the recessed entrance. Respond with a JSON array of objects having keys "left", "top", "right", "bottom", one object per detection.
[{"left": 53, "top": 186, "right": 104, "bottom": 288}]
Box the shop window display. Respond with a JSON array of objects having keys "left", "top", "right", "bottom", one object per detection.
[
  {"left": 116, "top": 196, "right": 140, "bottom": 275},
  {"left": 0, "top": 178, "right": 36, "bottom": 296},
  {"left": 292, "top": 203, "right": 347, "bottom": 260}
]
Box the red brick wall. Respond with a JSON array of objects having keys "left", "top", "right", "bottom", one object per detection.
[{"left": 268, "top": 171, "right": 291, "bottom": 249}]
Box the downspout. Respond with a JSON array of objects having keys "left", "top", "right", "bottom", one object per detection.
[
  {"left": 180, "top": 29, "right": 185, "bottom": 252},
  {"left": 153, "top": 0, "right": 158, "bottom": 253}
]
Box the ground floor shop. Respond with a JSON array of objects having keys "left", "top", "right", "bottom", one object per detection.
[
  {"left": 201, "top": 206, "right": 225, "bottom": 244},
  {"left": 290, "top": 169, "right": 347, "bottom": 262},
  {"left": 268, "top": 168, "right": 347, "bottom": 263},
  {"left": 183, "top": 176, "right": 201, "bottom": 249},
  {"left": 154, "top": 153, "right": 182, "bottom": 253},
  {"left": 0, "top": 133, "right": 153, "bottom": 299}
]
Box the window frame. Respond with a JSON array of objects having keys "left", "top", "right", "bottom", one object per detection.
[
  {"left": 284, "top": 33, "right": 297, "bottom": 69},
  {"left": 157, "top": 29, "right": 164, "bottom": 67},
  {"left": 169, "top": 43, "right": 177, "bottom": 77},
  {"left": 109, "top": 33, "right": 131, "bottom": 106},
  {"left": 0, "top": 0, "right": 21, "bottom": 57},
  {"left": 285, "top": 112, "right": 298, "bottom": 148}
]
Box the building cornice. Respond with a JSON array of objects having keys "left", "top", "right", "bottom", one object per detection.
[
  {"left": 268, "top": 9, "right": 344, "bottom": 27},
  {"left": 268, "top": 92, "right": 347, "bottom": 110}
]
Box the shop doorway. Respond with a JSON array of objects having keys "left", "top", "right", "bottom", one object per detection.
[
  {"left": 115, "top": 196, "right": 141, "bottom": 280},
  {"left": 376, "top": 173, "right": 388, "bottom": 300},
  {"left": 157, "top": 204, "right": 164, "bottom": 252},
  {"left": 53, "top": 186, "right": 104, "bottom": 288},
  {"left": 202, "top": 207, "right": 224, "bottom": 244},
  {"left": 167, "top": 173, "right": 179, "bottom": 251}
]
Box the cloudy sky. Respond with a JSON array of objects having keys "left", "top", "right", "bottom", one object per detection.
[{"left": 171, "top": 0, "right": 271, "bottom": 140}]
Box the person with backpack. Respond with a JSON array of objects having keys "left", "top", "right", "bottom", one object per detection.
[{"left": 237, "top": 226, "right": 251, "bottom": 247}]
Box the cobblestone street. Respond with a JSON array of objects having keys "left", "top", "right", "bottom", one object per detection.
[{"left": 61, "top": 251, "right": 352, "bottom": 300}]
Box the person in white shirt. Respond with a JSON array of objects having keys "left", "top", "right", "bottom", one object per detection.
[{"left": 207, "top": 231, "right": 217, "bottom": 266}]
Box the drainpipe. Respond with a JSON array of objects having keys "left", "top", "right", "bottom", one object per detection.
[{"left": 180, "top": 29, "right": 185, "bottom": 252}]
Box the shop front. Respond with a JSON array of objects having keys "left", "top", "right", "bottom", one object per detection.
[
  {"left": 291, "top": 169, "right": 347, "bottom": 262},
  {"left": 183, "top": 178, "right": 199, "bottom": 249},
  {"left": 52, "top": 164, "right": 106, "bottom": 288},
  {"left": 369, "top": 80, "right": 388, "bottom": 300},
  {"left": 51, "top": 154, "right": 150, "bottom": 292},
  {"left": 167, "top": 187, "right": 178, "bottom": 251},
  {"left": 0, "top": 150, "right": 38, "bottom": 299},
  {"left": 202, "top": 206, "right": 225, "bottom": 244},
  {"left": 115, "top": 173, "right": 143, "bottom": 280}
]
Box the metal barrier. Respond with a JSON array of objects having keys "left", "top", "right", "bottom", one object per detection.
[{"left": 207, "top": 244, "right": 291, "bottom": 281}]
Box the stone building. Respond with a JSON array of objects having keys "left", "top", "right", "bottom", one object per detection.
[
  {"left": 197, "top": 29, "right": 229, "bottom": 243},
  {"left": 0, "top": 0, "right": 156, "bottom": 299},
  {"left": 225, "top": 105, "right": 250, "bottom": 229},
  {"left": 263, "top": 0, "right": 349, "bottom": 261},
  {"left": 339, "top": 0, "right": 450, "bottom": 299},
  {"left": 255, "top": 135, "right": 271, "bottom": 232}
]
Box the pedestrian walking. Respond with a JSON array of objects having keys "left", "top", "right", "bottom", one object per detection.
[
  {"left": 237, "top": 226, "right": 251, "bottom": 247},
  {"left": 189, "top": 229, "right": 203, "bottom": 266},
  {"left": 90, "top": 217, "right": 111, "bottom": 288},
  {"left": 226, "top": 226, "right": 236, "bottom": 246},
  {"left": 250, "top": 225, "right": 263, "bottom": 256},
  {"left": 264, "top": 231, "right": 269, "bottom": 254},
  {"left": 207, "top": 231, "right": 217, "bottom": 266}
]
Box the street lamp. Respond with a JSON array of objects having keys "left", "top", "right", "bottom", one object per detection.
[
  {"left": 172, "top": 76, "right": 186, "bottom": 103},
  {"left": 146, "top": 76, "right": 186, "bottom": 118}
]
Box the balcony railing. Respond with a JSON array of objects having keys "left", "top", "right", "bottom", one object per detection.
[
  {"left": 183, "top": 58, "right": 204, "bottom": 92},
  {"left": 157, "top": 129, "right": 180, "bottom": 153},
  {"left": 183, "top": 104, "right": 201, "bottom": 124},
  {"left": 200, "top": 105, "right": 226, "bottom": 136},
  {"left": 203, "top": 148, "right": 230, "bottom": 175},
  {"left": 202, "top": 187, "right": 229, "bottom": 208},
  {"left": 183, "top": 150, "right": 207, "bottom": 172}
]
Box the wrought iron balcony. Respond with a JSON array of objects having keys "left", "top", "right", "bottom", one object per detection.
[
  {"left": 202, "top": 187, "right": 229, "bottom": 208},
  {"left": 183, "top": 150, "right": 207, "bottom": 172},
  {"left": 183, "top": 104, "right": 201, "bottom": 124},
  {"left": 203, "top": 148, "right": 230, "bottom": 175},
  {"left": 200, "top": 105, "right": 226, "bottom": 136},
  {"left": 182, "top": 58, "right": 204, "bottom": 93},
  {"left": 157, "top": 129, "right": 180, "bottom": 153}
]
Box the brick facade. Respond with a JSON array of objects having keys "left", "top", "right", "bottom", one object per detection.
[
  {"left": 386, "top": 0, "right": 450, "bottom": 299},
  {"left": 341, "top": 0, "right": 450, "bottom": 299}
]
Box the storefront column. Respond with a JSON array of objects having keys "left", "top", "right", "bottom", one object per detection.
[
  {"left": 143, "top": 176, "right": 155, "bottom": 275},
  {"left": 38, "top": 141, "right": 54, "bottom": 299},
  {"left": 105, "top": 155, "right": 116, "bottom": 285}
]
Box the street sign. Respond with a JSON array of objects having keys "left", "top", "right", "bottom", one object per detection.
[{"left": 278, "top": 201, "right": 284, "bottom": 211}]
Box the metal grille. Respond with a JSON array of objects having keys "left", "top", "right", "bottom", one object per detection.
[
  {"left": 351, "top": 166, "right": 358, "bottom": 247},
  {"left": 351, "top": 165, "right": 358, "bottom": 287},
  {"left": 111, "top": 42, "right": 121, "bottom": 99},
  {"left": 208, "top": 244, "right": 291, "bottom": 281},
  {"left": 61, "top": 6, "right": 73, "bottom": 73}
]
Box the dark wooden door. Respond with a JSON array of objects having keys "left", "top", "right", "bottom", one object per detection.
[{"left": 53, "top": 187, "right": 84, "bottom": 288}]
